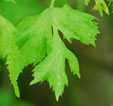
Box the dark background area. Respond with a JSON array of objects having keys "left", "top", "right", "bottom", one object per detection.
[{"left": 0, "top": 0, "right": 113, "bottom": 106}]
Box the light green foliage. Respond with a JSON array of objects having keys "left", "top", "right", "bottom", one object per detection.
[
  {"left": 85, "top": 0, "right": 113, "bottom": 16},
  {"left": 16, "top": 14, "right": 51, "bottom": 68},
  {"left": 0, "top": 0, "right": 99, "bottom": 100},
  {"left": 30, "top": 27, "right": 80, "bottom": 101},
  {"left": 93, "top": 0, "right": 109, "bottom": 16},
  {"left": 15, "top": 4, "right": 99, "bottom": 100},
  {"left": 0, "top": 16, "right": 23, "bottom": 97}
]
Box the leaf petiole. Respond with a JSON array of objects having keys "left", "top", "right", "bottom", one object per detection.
[{"left": 50, "top": 0, "right": 55, "bottom": 8}]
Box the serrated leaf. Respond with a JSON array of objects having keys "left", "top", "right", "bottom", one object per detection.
[
  {"left": 51, "top": 4, "right": 99, "bottom": 46},
  {"left": 16, "top": 4, "right": 99, "bottom": 100},
  {"left": 93, "top": 0, "right": 109, "bottom": 16},
  {"left": 0, "top": 15, "right": 23, "bottom": 97},
  {"left": 30, "top": 27, "right": 80, "bottom": 101},
  {"left": 85, "top": 0, "right": 110, "bottom": 16}
]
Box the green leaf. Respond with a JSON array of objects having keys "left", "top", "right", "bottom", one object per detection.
[
  {"left": 51, "top": 4, "right": 99, "bottom": 46},
  {"left": 16, "top": 12, "right": 52, "bottom": 68},
  {"left": 16, "top": 4, "right": 99, "bottom": 100},
  {"left": 0, "top": 15, "right": 23, "bottom": 97},
  {"left": 93, "top": 0, "right": 109, "bottom": 16},
  {"left": 30, "top": 27, "right": 80, "bottom": 101},
  {"left": 85, "top": 0, "right": 111, "bottom": 16}
]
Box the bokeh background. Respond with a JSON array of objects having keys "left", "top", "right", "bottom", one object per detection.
[{"left": 0, "top": 0, "right": 113, "bottom": 106}]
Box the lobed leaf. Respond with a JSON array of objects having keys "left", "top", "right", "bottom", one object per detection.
[
  {"left": 0, "top": 4, "right": 99, "bottom": 100},
  {"left": 16, "top": 4, "right": 99, "bottom": 100},
  {"left": 30, "top": 27, "right": 80, "bottom": 101},
  {"left": 85, "top": 0, "right": 113, "bottom": 16}
]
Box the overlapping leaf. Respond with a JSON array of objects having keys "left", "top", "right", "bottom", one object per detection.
[{"left": 0, "top": 15, "right": 23, "bottom": 97}]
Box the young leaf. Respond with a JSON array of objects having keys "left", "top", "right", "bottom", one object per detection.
[
  {"left": 0, "top": 16, "right": 23, "bottom": 97},
  {"left": 16, "top": 4, "right": 99, "bottom": 100},
  {"left": 85, "top": 0, "right": 110, "bottom": 16},
  {"left": 93, "top": 0, "right": 109, "bottom": 16},
  {"left": 30, "top": 27, "right": 80, "bottom": 101}
]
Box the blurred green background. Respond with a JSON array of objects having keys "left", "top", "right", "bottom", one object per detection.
[{"left": 0, "top": 0, "right": 113, "bottom": 106}]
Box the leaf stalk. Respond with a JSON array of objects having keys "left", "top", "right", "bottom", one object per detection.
[{"left": 50, "top": 0, "right": 55, "bottom": 8}]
